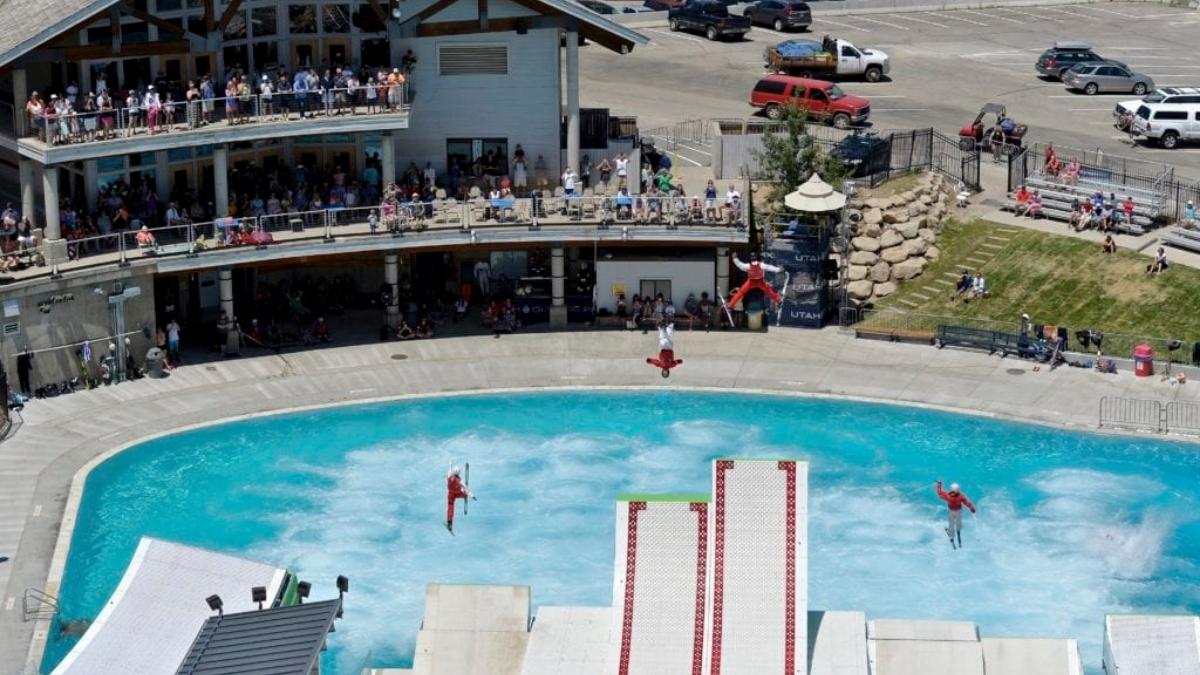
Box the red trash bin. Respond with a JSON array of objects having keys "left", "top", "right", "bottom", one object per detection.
[{"left": 1133, "top": 343, "right": 1154, "bottom": 377}]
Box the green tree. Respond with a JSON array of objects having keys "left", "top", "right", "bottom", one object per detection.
[{"left": 752, "top": 104, "right": 848, "bottom": 220}]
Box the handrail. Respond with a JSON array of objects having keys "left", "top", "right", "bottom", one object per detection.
[
  {"left": 23, "top": 587, "right": 58, "bottom": 622},
  {"left": 24, "top": 83, "right": 410, "bottom": 147}
]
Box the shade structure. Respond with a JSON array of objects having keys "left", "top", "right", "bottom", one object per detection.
[{"left": 784, "top": 173, "right": 847, "bottom": 213}]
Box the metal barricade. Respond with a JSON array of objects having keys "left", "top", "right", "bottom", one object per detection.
[
  {"left": 1098, "top": 396, "right": 1163, "bottom": 432},
  {"left": 1165, "top": 401, "right": 1200, "bottom": 435}
]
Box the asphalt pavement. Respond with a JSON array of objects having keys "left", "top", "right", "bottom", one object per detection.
[{"left": 580, "top": 2, "right": 1200, "bottom": 178}]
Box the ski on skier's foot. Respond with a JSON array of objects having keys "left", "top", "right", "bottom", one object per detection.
[{"left": 945, "top": 527, "right": 957, "bottom": 550}]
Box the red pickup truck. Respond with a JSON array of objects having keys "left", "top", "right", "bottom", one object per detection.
[{"left": 750, "top": 74, "right": 871, "bottom": 128}]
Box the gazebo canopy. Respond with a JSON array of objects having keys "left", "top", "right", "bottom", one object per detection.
[{"left": 784, "top": 173, "right": 847, "bottom": 213}]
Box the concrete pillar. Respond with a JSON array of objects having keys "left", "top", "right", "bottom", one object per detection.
[
  {"left": 12, "top": 68, "right": 27, "bottom": 136},
  {"left": 565, "top": 31, "right": 580, "bottom": 178},
  {"left": 20, "top": 159, "right": 37, "bottom": 225},
  {"left": 218, "top": 267, "right": 234, "bottom": 319},
  {"left": 381, "top": 131, "right": 396, "bottom": 187},
  {"left": 155, "top": 150, "right": 170, "bottom": 202},
  {"left": 43, "top": 165, "right": 61, "bottom": 240},
  {"left": 384, "top": 253, "right": 400, "bottom": 328},
  {"left": 213, "top": 144, "right": 229, "bottom": 218},
  {"left": 716, "top": 246, "right": 730, "bottom": 298},
  {"left": 549, "top": 246, "right": 567, "bottom": 327},
  {"left": 84, "top": 160, "right": 99, "bottom": 212}
]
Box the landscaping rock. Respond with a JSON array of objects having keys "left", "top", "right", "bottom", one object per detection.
[
  {"left": 883, "top": 210, "right": 909, "bottom": 224},
  {"left": 927, "top": 245, "right": 940, "bottom": 261},
  {"left": 873, "top": 281, "right": 898, "bottom": 298},
  {"left": 896, "top": 220, "right": 920, "bottom": 239},
  {"left": 860, "top": 220, "right": 883, "bottom": 238},
  {"left": 868, "top": 261, "right": 891, "bottom": 282},
  {"left": 919, "top": 193, "right": 933, "bottom": 205},
  {"left": 899, "top": 190, "right": 916, "bottom": 203},
  {"left": 892, "top": 257, "right": 928, "bottom": 280},
  {"left": 848, "top": 265, "right": 868, "bottom": 281},
  {"left": 880, "top": 229, "right": 905, "bottom": 248},
  {"left": 881, "top": 246, "right": 909, "bottom": 264},
  {"left": 849, "top": 250, "right": 879, "bottom": 266},
  {"left": 852, "top": 236, "right": 881, "bottom": 253},
  {"left": 863, "top": 208, "right": 883, "bottom": 225},
  {"left": 865, "top": 197, "right": 891, "bottom": 209},
  {"left": 890, "top": 195, "right": 907, "bottom": 208},
  {"left": 903, "top": 237, "right": 929, "bottom": 256},
  {"left": 918, "top": 228, "right": 937, "bottom": 243},
  {"left": 847, "top": 280, "right": 875, "bottom": 300}
]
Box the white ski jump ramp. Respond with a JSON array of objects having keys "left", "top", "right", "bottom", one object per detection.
[
  {"left": 611, "top": 496, "right": 710, "bottom": 675},
  {"left": 709, "top": 459, "right": 809, "bottom": 675}
]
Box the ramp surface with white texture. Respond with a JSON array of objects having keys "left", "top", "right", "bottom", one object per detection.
[
  {"left": 709, "top": 459, "right": 808, "bottom": 675},
  {"left": 520, "top": 606, "right": 613, "bottom": 675},
  {"left": 1104, "top": 614, "right": 1200, "bottom": 675}
]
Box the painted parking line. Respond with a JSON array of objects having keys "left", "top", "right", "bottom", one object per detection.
[
  {"left": 937, "top": 11, "right": 988, "bottom": 26},
  {"left": 976, "top": 10, "right": 1025, "bottom": 24},
  {"left": 1069, "top": 107, "right": 1117, "bottom": 111},
  {"left": 853, "top": 16, "right": 909, "bottom": 30},
  {"left": 1036, "top": 7, "right": 1088, "bottom": 20},
  {"left": 1075, "top": 4, "right": 1140, "bottom": 18},
  {"left": 872, "top": 108, "right": 929, "bottom": 112},
  {"left": 995, "top": 7, "right": 1062, "bottom": 22},
  {"left": 819, "top": 18, "right": 870, "bottom": 32},
  {"left": 645, "top": 28, "right": 704, "bottom": 44},
  {"left": 890, "top": 13, "right": 950, "bottom": 28},
  {"left": 868, "top": 95, "right": 908, "bottom": 99},
  {"left": 957, "top": 9, "right": 1001, "bottom": 23}
]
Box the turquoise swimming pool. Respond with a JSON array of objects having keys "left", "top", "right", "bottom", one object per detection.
[{"left": 42, "top": 391, "right": 1200, "bottom": 673}]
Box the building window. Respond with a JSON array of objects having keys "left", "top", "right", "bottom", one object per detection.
[
  {"left": 323, "top": 4, "right": 350, "bottom": 33},
  {"left": 156, "top": 0, "right": 183, "bottom": 11},
  {"left": 252, "top": 7, "right": 277, "bottom": 37},
  {"left": 438, "top": 44, "right": 508, "bottom": 76},
  {"left": 446, "top": 138, "right": 508, "bottom": 175},
  {"left": 289, "top": 5, "right": 317, "bottom": 33},
  {"left": 253, "top": 42, "right": 279, "bottom": 71},
  {"left": 223, "top": 11, "right": 247, "bottom": 40},
  {"left": 640, "top": 279, "right": 672, "bottom": 301},
  {"left": 224, "top": 44, "right": 249, "bottom": 72}
]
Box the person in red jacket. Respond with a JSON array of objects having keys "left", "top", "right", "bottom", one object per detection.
[
  {"left": 936, "top": 480, "right": 976, "bottom": 549},
  {"left": 646, "top": 320, "right": 683, "bottom": 378},
  {"left": 446, "top": 465, "right": 472, "bottom": 533}
]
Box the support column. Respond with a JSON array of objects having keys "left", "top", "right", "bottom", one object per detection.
[
  {"left": 84, "top": 160, "right": 99, "bottom": 213},
  {"left": 716, "top": 246, "right": 730, "bottom": 298},
  {"left": 12, "top": 69, "right": 27, "bottom": 136},
  {"left": 565, "top": 31, "right": 580, "bottom": 178},
  {"left": 155, "top": 150, "right": 170, "bottom": 202},
  {"left": 384, "top": 253, "right": 400, "bottom": 329},
  {"left": 43, "top": 165, "right": 61, "bottom": 241},
  {"left": 549, "top": 246, "right": 567, "bottom": 327},
  {"left": 20, "top": 159, "right": 36, "bottom": 226},
  {"left": 218, "top": 268, "right": 234, "bottom": 319},
  {"left": 213, "top": 144, "right": 229, "bottom": 218},
  {"left": 381, "top": 131, "right": 396, "bottom": 187}
]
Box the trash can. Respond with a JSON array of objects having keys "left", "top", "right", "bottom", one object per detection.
[
  {"left": 746, "top": 296, "right": 765, "bottom": 331},
  {"left": 145, "top": 347, "right": 166, "bottom": 378},
  {"left": 1133, "top": 343, "right": 1154, "bottom": 377}
]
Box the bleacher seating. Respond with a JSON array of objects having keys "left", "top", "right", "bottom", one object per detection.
[
  {"left": 1002, "top": 171, "right": 1167, "bottom": 236},
  {"left": 1162, "top": 227, "right": 1200, "bottom": 253}
]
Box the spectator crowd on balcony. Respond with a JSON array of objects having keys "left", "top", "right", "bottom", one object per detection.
[{"left": 23, "top": 51, "right": 417, "bottom": 146}]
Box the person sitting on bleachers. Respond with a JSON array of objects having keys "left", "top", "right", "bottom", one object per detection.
[
  {"left": 1015, "top": 188, "right": 1038, "bottom": 217},
  {"left": 1043, "top": 143, "right": 1060, "bottom": 178},
  {"left": 1121, "top": 196, "right": 1136, "bottom": 229},
  {"left": 1013, "top": 185, "right": 1030, "bottom": 213},
  {"left": 1021, "top": 190, "right": 1042, "bottom": 218},
  {"left": 1062, "top": 158, "right": 1081, "bottom": 185},
  {"left": 1100, "top": 202, "right": 1116, "bottom": 232},
  {"left": 1068, "top": 197, "right": 1085, "bottom": 231}
]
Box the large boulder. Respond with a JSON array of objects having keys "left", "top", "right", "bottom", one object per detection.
[
  {"left": 873, "top": 281, "right": 898, "bottom": 298},
  {"left": 919, "top": 193, "right": 933, "bottom": 205},
  {"left": 863, "top": 207, "right": 883, "bottom": 225},
  {"left": 868, "top": 261, "right": 891, "bottom": 282},
  {"left": 881, "top": 246, "right": 909, "bottom": 264},
  {"left": 860, "top": 220, "right": 883, "bottom": 238},
  {"left": 903, "top": 237, "right": 929, "bottom": 257},
  {"left": 848, "top": 265, "right": 869, "bottom": 281},
  {"left": 899, "top": 190, "right": 916, "bottom": 203},
  {"left": 883, "top": 209, "right": 910, "bottom": 224},
  {"left": 918, "top": 228, "right": 937, "bottom": 243},
  {"left": 865, "top": 197, "right": 890, "bottom": 210},
  {"left": 907, "top": 202, "right": 928, "bottom": 217},
  {"left": 880, "top": 229, "right": 905, "bottom": 249},
  {"left": 927, "top": 245, "right": 940, "bottom": 261},
  {"left": 852, "top": 236, "right": 881, "bottom": 253},
  {"left": 891, "top": 257, "right": 928, "bottom": 280},
  {"left": 889, "top": 195, "right": 908, "bottom": 208},
  {"left": 847, "top": 280, "right": 875, "bottom": 300},
  {"left": 896, "top": 220, "right": 920, "bottom": 239},
  {"left": 849, "top": 250, "right": 879, "bottom": 266}
]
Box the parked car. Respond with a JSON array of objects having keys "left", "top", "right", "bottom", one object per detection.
[
  {"left": 1115, "top": 86, "right": 1200, "bottom": 124},
  {"left": 643, "top": 0, "right": 684, "bottom": 10},
  {"left": 578, "top": 0, "right": 620, "bottom": 13},
  {"left": 1062, "top": 62, "right": 1153, "bottom": 96},
  {"left": 749, "top": 74, "right": 870, "bottom": 128},
  {"left": 1035, "top": 41, "right": 1125, "bottom": 80},
  {"left": 831, "top": 130, "right": 889, "bottom": 177},
  {"left": 764, "top": 36, "right": 889, "bottom": 82},
  {"left": 668, "top": 0, "right": 752, "bottom": 40},
  {"left": 743, "top": 0, "right": 811, "bottom": 32},
  {"left": 1132, "top": 102, "right": 1200, "bottom": 149}
]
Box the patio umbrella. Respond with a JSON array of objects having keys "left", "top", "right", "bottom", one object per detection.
[{"left": 783, "top": 173, "right": 846, "bottom": 213}]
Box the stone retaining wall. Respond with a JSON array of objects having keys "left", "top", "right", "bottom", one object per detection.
[{"left": 842, "top": 172, "right": 958, "bottom": 304}]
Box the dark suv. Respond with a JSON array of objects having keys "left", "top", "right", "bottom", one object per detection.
[
  {"left": 1035, "top": 41, "right": 1125, "bottom": 80},
  {"left": 743, "top": 0, "right": 812, "bottom": 32}
]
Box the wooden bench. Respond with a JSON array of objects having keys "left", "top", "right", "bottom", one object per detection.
[
  {"left": 855, "top": 325, "right": 935, "bottom": 343},
  {"left": 935, "top": 324, "right": 1031, "bottom": 357}
]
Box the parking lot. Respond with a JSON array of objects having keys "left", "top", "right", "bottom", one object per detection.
[{"left": 579, "top": 2, "right": 1200, "bottom": 176}]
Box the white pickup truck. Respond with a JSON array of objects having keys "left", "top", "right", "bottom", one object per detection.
[{"left": 764, "top": 37, "right": 891, "bottom": 82}]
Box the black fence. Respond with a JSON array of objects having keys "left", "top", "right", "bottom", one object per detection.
[{"left": 805, "top": 127, "right": 980, "bottom": 191}]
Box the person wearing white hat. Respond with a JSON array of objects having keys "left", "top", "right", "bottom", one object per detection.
[
  {"left": 1185, "top": 200, "right": 1197, "bottom": 229},
  {"left": 936, "top": 480, "right": 976, "bottom": 550}
]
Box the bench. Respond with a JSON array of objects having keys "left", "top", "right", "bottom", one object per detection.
[
  {"left": 855, "top": 325, "right": 936, "bottom": 343},
  {"left": 1003, "top": 195, "right": 1152, "bottom": 235},
  {"left": 935, "top": 324, "right": 1031, "bottom": 357},
  {"left": 1163, "top": 227, "right": 1200, "bottom": 253}
]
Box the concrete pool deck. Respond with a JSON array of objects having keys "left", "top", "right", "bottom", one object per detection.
[{"left": 2, "top": 326, "right": 1199, "bottom": 673}]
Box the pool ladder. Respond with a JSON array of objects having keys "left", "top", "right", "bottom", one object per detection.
[{"left": 22, "top": 587, "right": 58, "bottom": 622}]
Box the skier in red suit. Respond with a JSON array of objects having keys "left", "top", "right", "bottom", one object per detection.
[
  {"left": 936, "top": 480, "right": 976, "bottom": 549},
  {"left": 646, "top": 321, "right": 683, "bottom": 378},
  {"left": 446, "top": 465, "right": 472, "bottom": 533},
  {"left": 727, "top": 252, "right": 783, "bottom": 308}
]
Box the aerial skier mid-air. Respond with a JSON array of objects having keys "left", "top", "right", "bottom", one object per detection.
[
  {"left": 646, "top": 320, "right": 683, "bottom": 378},
  {"left": 718, "top": 252, "right": 788, "bottom": 326},
  {"left": 936, "top": 480, "right": 977, "bottom": 550},
  {"left": 446, "top": 464, "right": 475, "bottom": 534}
]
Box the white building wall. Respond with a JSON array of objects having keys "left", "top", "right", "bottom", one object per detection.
[
  {"left": 595, "top": 260, "right": 715, "bottom": 313},
  {"left": 396, "top": 29, "right": 562, "bottom": 177}
]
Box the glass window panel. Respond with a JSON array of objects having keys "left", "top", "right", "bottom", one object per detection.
[
  {"left": 98, "top": 157, "right": 126, "bottom": 172},
  {"left": 123, "top": 21, "right": 150, "bottom": 44},
  {"left": 252, "top": 7, "right": 276, "bottom": 36},
  {"left": 167, "top": 147, "right": 193, "bottom": 162},
  {"left": 323, "top": 4, "right": 350, "bottom": 33},
  {"left": 223, "top": 11, "right": 247, "bottom": 40},
  {"left": 289, "top": 5, "right": 317, "bottom": 33},
  {"left": 253, "top": 42, "right": 278, "bottom": 72},
  {"left": 223, "top": 44, "right": 248, "bottom": 73},
  {"left": 156, "top": 0, "right": 183, "bottom": 11}
]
